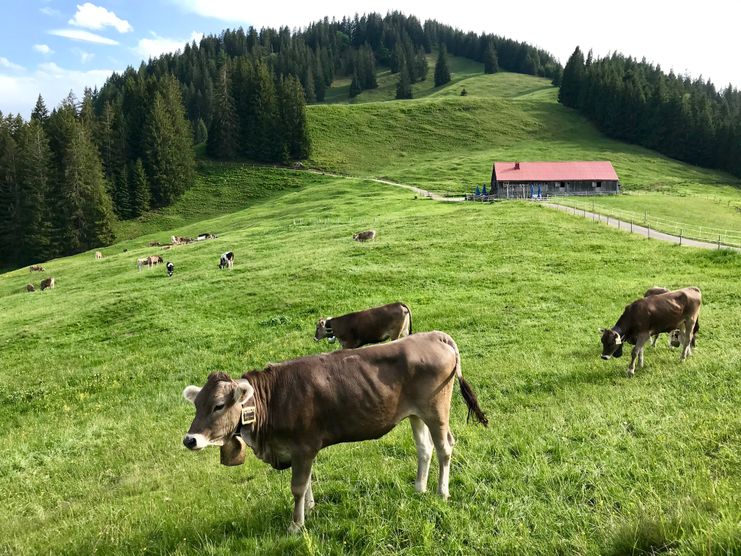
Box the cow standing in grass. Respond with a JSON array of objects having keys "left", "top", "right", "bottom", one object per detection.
[
  {"left": 600, "top": 287, "right": 702, "bottom": 376},
  {"left": 40, "top": 277, "right": 55, "bottom": 291},
  {"left": 643, "top": 287, "right": 699, "bottom": 348},
  {"left": 352, "top": 230, "right": 376, "bottom": 242},
  {"left": 182, "top": 331, "right": 488, "bottom": 534},
  {"left": 219, "top": 251, "right": 234, "bottom": 270},
  {"left": 314, "top": 302, "right": 412, "bottom": 349}
]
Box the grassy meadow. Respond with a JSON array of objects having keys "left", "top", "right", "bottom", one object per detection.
[{"left": 1, "top": 175, "right": 740, "bottom": 554}]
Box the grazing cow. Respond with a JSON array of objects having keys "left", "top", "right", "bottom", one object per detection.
[
  {"left": 171, "top": 235, "right": 193, "bottom": 245},
  {"left": 219, "top": 251, "right": 234, "bottom": 270},
  {"left": 600, "top": 287, "right": 702, "bottom": 376},
  {"left": 40, "top": 277, "right": 55, "bottom": 291},
  {"left": 26, "top": 284, "right": 36, "bottom": 292},
  {"left": 196, "top": 233, "right": 216, "bottom": 241},
  {"left": 314, "top": 302, "right": 412, "bottom": 349},
  {"left": 352, "top": 230, "right": 376, "bottom": 242},
  {"left": 182, "top": 331, "right": 488, "bottom": 534},
  {"left": 95, "top": 251, "right": 103, "bottom": 259},
  {"left": 147, "top": 255, "right": 164, "bottom": 268},
  {"left": 166, "top": 261, "right": 174, "bottom": 277},
  {"left": 29, "top": 265, "right": 45, "bottom": 272}
]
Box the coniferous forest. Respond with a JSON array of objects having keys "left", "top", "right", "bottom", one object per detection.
[
  {"left": 0, "top": 12, "right": 560, "bottom": 269},
  {"left": 558, "top": 47, "right": 741, "bottom": 179}
]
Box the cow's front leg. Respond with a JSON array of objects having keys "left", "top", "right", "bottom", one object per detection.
[
  {"left": 628, "top": 334, "right": 650, "bottom": 377},
  {"left": 650, "top": 334, "right": 658, "bottom": 347},
  {"left": 288, "top": 455, "right": 314, "bottom": 534}
]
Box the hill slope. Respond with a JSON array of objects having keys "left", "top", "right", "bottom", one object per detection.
[{"left": 1, "top": 177, "right": 739, "bottom": 554}]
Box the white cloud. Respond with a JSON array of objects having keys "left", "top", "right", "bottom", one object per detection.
[
  {"left": 69, "top": 2, "right": 133, "bottom": 33},
  {"left": 40, "top": 6, "right": 62, "bottom": 17},
  {"left": 0, "top": 57, "right": 24, "bottom": 71},
  {"left": 135, "top": 31, "right": 204, "bottom": 59},
  {"left": 72, "top": 48, "right": 95, "bottom": 64},
  {"left": 33, "top": 44, "right": 54, "bottom": 55},
  {"left": 0, "top": 63, "right": 119, "bottom": 116},
  {"left": 49, "top": 29, "right": 119, "bottom": 45}
]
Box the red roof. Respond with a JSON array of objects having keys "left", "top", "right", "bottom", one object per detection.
[{"left": 494, "top": 161, "right": 619, "bottom": 182}]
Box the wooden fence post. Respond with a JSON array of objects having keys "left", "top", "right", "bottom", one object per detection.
[{"left": 679, "top": 229, "right": 682, "bottom": 246}]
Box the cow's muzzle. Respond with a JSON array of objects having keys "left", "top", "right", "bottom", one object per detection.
[
  {"left": 601, "top": 354, "right": 611, "bottom": 360},
  {"left": 183, "top": 434, "right": 204, "bottom": 450}
]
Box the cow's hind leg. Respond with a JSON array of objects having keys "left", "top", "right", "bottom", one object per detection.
[
  {"left": 681, "top": 317, "right": 697, "bottom": 361},
  {"left": 288, "top": 455, "right": 315, "bottom": 534},
  {"left": 409, "top": 415, "right": 433, "bottom": 493},
  {"left": 650, "top": 334, "right": 659, "bottom": 347},
  {"left": 304, "top": 474, "right": 315, "bottom": 511},
  {"left": 427, "top": 421, "right": 454, "bottom": 500}
]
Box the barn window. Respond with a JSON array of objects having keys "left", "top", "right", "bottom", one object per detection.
[{"left": 596, "top": 181, "right": 602, "bottom": 188}]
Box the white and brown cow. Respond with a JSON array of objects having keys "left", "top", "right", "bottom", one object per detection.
[
  {"left": 352, "top": 230, "right": 376, "bottom": 242},
  {"left": 643, "top": 287, "right": 699, "bottom": 348},
  {"left": 600, "top": 286, "right": 702, "bottom": 376},
  {"left": 182, "top": 331, "right": 488, "bottom": 534},
  {"left": 314, "top": 302, "right": 412, "bottom": 349}
]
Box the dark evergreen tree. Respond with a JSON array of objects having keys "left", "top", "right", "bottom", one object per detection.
[
  {"left": 434, "top": 46, "right": 451, "bottom": 87},
  {"left": 277, "top": 75, "right": 311, "bottom": 160},
  {"left": 349, "top": 69, "right": 362, "bottom": 98},
  {"left": 484, "top": 44, "right": 499, "bottom": 74},
  {"left": 396, "top": 59, "right": 413, "bottom": 99},
  {"left": 31, "top": 95, "right": 49, "bottom": 124},
  {"left": 206, "top": 66, "right": 239, "bottom": 159},
  {"left": 558, "top": 46, "right": 585, "bottom": 108},
  {"left": 129, "top": 158, "right": 150, "bottom": 216},
  {"left": 414, "top": 47, "right": 429, "bottom": 81},
  {"left": 194, "top": 117, "right": 208, "bottom": 144}
]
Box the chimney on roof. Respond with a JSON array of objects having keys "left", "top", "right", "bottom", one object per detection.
[{"left": 514, "top": 162, "right": 520, "bottom": 170}]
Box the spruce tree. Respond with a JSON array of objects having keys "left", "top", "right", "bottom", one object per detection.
[
  {"left": 0, "top": 118, "right": 20, "bottom": 266},
  {"left": 194, "top": 118, "right": 208, "bottom": 144},
  {"left": 277, "top": 76, "right": 311, "bottom": 160},
  {"left": 558, "top": 46, "right": 585, "bottom": 108},
  {"left": 484, "top": 44, "right": 499, "bottom": 74},
  {"left": 207, "top": 66, "right": 239, "bottom": 159},
  {"left": 129, "top": 158, "right": 150, "bottom": 216},
  {"left": 31, "top": 95, "right": 49, "bottom": 124},
  {"left": 395, "top": 59, "right": 413, "bottom": 99},
  {"left": 16, "top": 119, "right": 52, "bottom": 262},
  {"left": 434, "top": 46, "right": 451, "bottom": 87},
  {"left": 415, "top": 48, "right": 429, "bottom": 81},
  {"left": 349, "top": 69, "right": 362, "bottom": 98}
]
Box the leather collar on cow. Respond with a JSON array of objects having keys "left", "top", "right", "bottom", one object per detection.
[
  {"left": 612, "top": 325, "right": 625, "bottom": 342},
  {"left": 324, "top": 318, "right": 334, "bottom": 336}
]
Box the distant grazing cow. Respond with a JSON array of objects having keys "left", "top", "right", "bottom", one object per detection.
[
  {"left": 147, "top": 255, "right": 164, "bottom": 268},
  {"left": 352, "top": 230, "right": 376, "bottom": 242},
  {"left": 182, "top": 331, "right": 488, "bottom": 533},
  {"left": 196, "top": 233, "right": 216, "bottom": 241},
  {"left": 26, "top": 284, "right": 36, "bottom": 292},
  {"left": 219, "top": 251, "right": 234, "bottom": 270},
  {"left": 166, "top": 261, "right": 174, "bottom": 277},
  {"left": 600, "top": 287, "right": 702, "bottom": 376},
  {"left": 643, "top": 287, "right": 699, "bottom": 348},
  {"left": 95, "top": 251, "right": 103, "bottom": 259},
  {"left": 314, "top": 302, "right": 412, "bottom": 349},
  {"left": 29, "top": 265, "right": 44, "bottom": 272},
  {"left": 171, "top": 236, "right": 193, "bottom": 245},
  {"left": 40, "top": 277, "right": 55, "bottom": 291}
]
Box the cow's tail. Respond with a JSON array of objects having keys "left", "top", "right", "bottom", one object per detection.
[
  {"left": 441, "top": 333, "right": 488, "bottom": 427},
  {"left": 401, "top": 302, "right": 412, "bottom": 335}
]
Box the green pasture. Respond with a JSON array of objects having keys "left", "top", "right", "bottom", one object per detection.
[{"left": 1, "top": 176, "right": 739, "bottom": 555}]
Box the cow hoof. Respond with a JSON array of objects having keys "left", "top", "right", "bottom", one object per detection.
[
  {"left": 626, "top": 370, "right": 635, "bottom": 378},
  {"left": 287, "top": 522, "right": 303, "bottom": 535},
  {"left": 304, "top": 500, "right": 315, "bottom": 511}
]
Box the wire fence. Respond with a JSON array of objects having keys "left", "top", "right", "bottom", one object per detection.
[{"left": 555, "top": 198, "right": 741, "bottom": 248}]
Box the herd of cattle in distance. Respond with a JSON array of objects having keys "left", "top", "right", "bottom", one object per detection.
[{"left": 182, "top": 283, "right": 702, "bottom": 534}]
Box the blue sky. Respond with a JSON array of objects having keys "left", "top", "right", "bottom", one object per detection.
[{"left": 1, "top": 1, "right": 738, "bottom": 117}]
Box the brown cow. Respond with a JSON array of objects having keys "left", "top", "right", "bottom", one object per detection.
[
  {"left": 600, "top": 287, "right": 702, "bottom": 376},
  {"left": 182, "top": 331, "right": 488, "bottom": 534},
  {"left": 352, "top": 230, "right": 376, "bottom": 242},
  {"left": 314, "top": 302, "right": 412, "bottom": 349},
  {"left": 29, "top": 265, "right": 45, "bottom": 272},
  {"left": 643, "top": 287, "right": 699, "bottom": 348},
  {"left": 40, "top": 277, "right": 55, "bottom": 291},
  {"left": 26, "top": 284, "right": 36, "bottom": 292},
  {"left": 147, "top": 255, "right": 164, "bottom": 267}
]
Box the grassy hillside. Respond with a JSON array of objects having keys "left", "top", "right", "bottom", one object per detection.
[
  {"left": 1, "top": 176, "right": 739, "bottom": 554},
  {"left": 308, "top": 72, "right": 741, "bottom": 205}
]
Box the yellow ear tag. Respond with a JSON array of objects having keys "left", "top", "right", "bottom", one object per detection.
[{"left": 241, "top": 405, "right": 256, "bottom": 425}]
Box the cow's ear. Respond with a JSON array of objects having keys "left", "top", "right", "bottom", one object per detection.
[
  {"left": 183, "top": 385, "right": 201, "bottom": 404},
  {"left": 599, "top": 327, "right": 606, "bottom": 334},
  {"left": 233, "top": 379, "right": 254, "bottom": 404}
]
